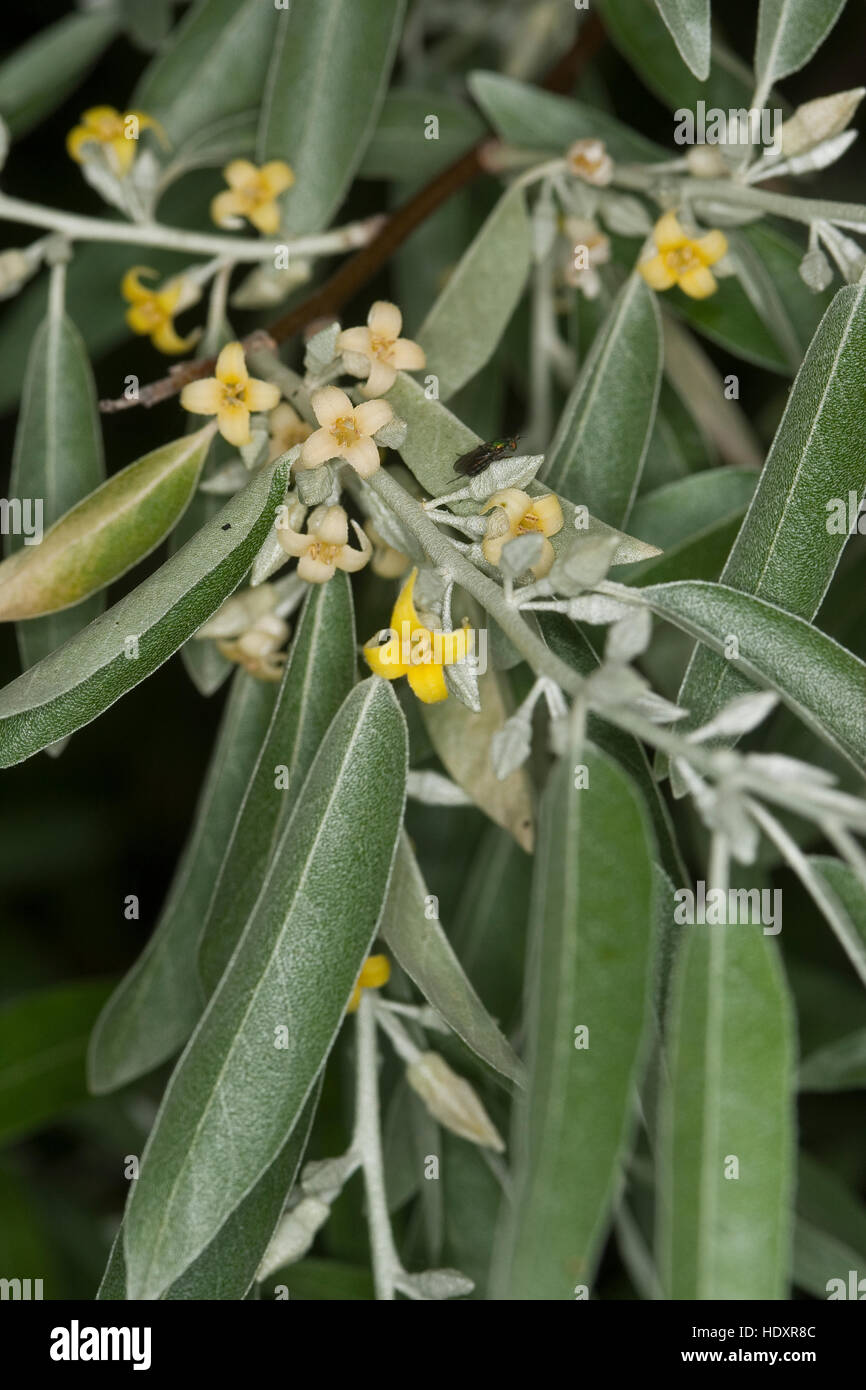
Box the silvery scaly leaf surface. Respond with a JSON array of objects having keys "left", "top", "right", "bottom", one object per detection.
[{"left": 303, "top": 322, "right": 341, "bottom": 377}]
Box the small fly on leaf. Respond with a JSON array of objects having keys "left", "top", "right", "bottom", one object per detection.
[{"left": 453, "top": 435, "right": 520, "bottom": 477}]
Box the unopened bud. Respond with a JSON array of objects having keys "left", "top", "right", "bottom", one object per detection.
[{"left": 406, "top": 1051, "right": 505, "bottom": 1152}]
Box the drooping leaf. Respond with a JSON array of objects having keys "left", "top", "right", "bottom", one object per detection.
[
  {"left": 122, "top": 678, "right": 407, "bottom": 1300},
  {"left": 198, "top": 574, "right": 357, "bottom": 995},
  {"left": 8, "top": 304, "right": 106, "bottom": 668},
  {"left": 653, "top": 0, "right": 710, "bottom": 79},
  {"left": 598, "top": 0, "right": 758, "bottom": 113},
  {"left": 642, "top": 581, "right": 866, "bottom": 775},
  {"left": 420, "top": 669, "right": 534, "bottom": 853},
  {"left": 0, "top": 454, "right": 292, "bottom": 768},
  {"left": 493, "top": 744, "right": 657, "bottom": 1299},
  {"left": 133, "top": 0, "right": 275, "bottom": 147},
  {"left": 657, "top": 896, "right": 796, "bottom": 1298},
  {"left": 88, "top": 670, "right": 278, "bottom": 1095},
  {"left": 755, "top": 0, "right": 847, "bottom": 96},
  {"left": 381, "top": 834, "right": 524, "bottom": 1086},
  {"left": 0, "top": 980, "right": 112, "bottom": 1145},
  {"left": 799, "top": 1029, "right": 866, "bottom": 1091},
  {"left": 0, "top": 426, "right": 213, "bottom": 621},
  {"left": 257, "top": 0, "right": 405, "bottom": 235},
  {"left": 674, "top": 284, "right": 866, "bottom": 749},
  {"left": 544, "top": 275, "right": 662, "bottom": 528},
  {"left": 418, "top": 184, "right": 531, "bottom": 401},
  {"left": 0, "top": 10, "right": 120, "bottom": 138},
  {"left": 98, "top": 1080, "right": 322, "bottom": 1300}
]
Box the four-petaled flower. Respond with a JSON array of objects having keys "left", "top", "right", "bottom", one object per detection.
[
  {"left": 277, "top": 503, "right": 372, "bottom": 584},
  {"left": 566, "top": 138, "right": 613, "bottom": 186},
  {"left": 121, "top": 266, "right": 199, "bottom": 355},
  {"left": 67, "top": 106, "right": 160, "bottom": 178},
  {"left": 180, "top": 341, "right": 280, "bottom": 446},
  {"left": 347, "top": 954, "right": 391, "bottom": 1013},
  {"left": 216, "top": 613, "right": 290, "bottom": 683},
  {"left": 267, "top": 401, "right": 312, "bottom": 461},
  {"left": 481, "top": 488, "right": 564, "bottom": 578},
  {"left": 363, "top": 567, "right": 469, "bottom": 704},
  {"left": 639, "top": 212, "right": 728, "bottom": 300},
  {"left": 211, "top": 159, "right": 295, "bottom": 235},
  {"left": 337, "top": 300, "right": 426, "bottom": 397},
  {"left": 299, "top": 386, "right": 392, "bottom": 478}
]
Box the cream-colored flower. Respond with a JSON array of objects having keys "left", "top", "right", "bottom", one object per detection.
[
  {"left": 566, "top": 137, "right": 614, "bottom": 186},
  {"left": 267, "top": 401, "right": 312, "bottom": 461},
  {"left": 121, "top": 266, "right": 200, "bottom": 354},
  {"left": 211, "top": 159, "right": 295, "bottom": 234},
  {"left": 180, "top": 341, "right": 280, "bottom": 447},
  {"left": 363, "top": 520, "right": 410, "bottom": 579},
  {"left": 482, "top": 488, "right": 563, "bottom": 578},
  {"left": 277, "top": 504, "right": 372, "bottom": 584},
  {"left": 66, "top": 106, "right": 162, "bottom": 178},
  {"left": 299, "top": 386, "right": 392, "bottom": 477},
  {"left": 337, "top": 301, "right": 426, "bottom": 397},
  {"left": 638, "top": 212, "right": 728, "bottom": 300},
  {"left": 216, "top": 613, "right": 289, "bottom": 682}
]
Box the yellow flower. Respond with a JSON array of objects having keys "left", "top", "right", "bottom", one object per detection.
[
  {"left": 337, "top": 300, "right": 426, "bottom": 397},
  {"left": 363, "top": 520, "right": 410, "bottom": 579},
  {"left": 121, "top": 266, "right": 199, "bottom": 355},
  {"left": 277, "top": 503, "right": 372, "bottom": 584},
  {"left": 299, "top": 386, "right": 392, "bottom": 478},
  {"left": 267, "top": 401, "right": 312, "bottom": 461},
  {"left": 566, "top": 137, "right": 613, "bottom": 186},
  {"left": 67, "top": 106, "right": 160, "bottom": 178},
  {"left": 481, "top": 488, "right": 563, "bottom": 578},
  {"left": 639, "top": 212, "right": 728, "bottom": 300},
  {"left": 363, "top": 567, "right": 469, "bottom": 704},
  {"left": 216, "top": 613, "right": 290, "bottom": 682},
  {"left": 347, "top": 954, "right": 391, "bottom": 1013},
  {"left": 211, "top": 159, "right": 295, "bottom": 234},
  {"left": 180, "top": 341, "right": 280, "bottom": 447}
]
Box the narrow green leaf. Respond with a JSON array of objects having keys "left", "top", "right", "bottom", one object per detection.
[
  {"left": 386, "top": 372, "right": 481, "bottom": 500},
  {"left": 98, "top": 1080, "right": 322, "bottom": 1300},
  {"left": 0, "top": 426, "right": 214, "bottom": 621},
  {"left": 670, "top": 274, "right": 791, "bottom": 373},
  {"left": 449, "top": 825, "right": 532, "bottom": 1038},
  {"left": 0, "top": 454, "right": 291, "bottom": 768},
  {"left": 9, "top": 306, "right": 106, "bottom": 667},
  {"left": 755, "top": 0, "right": 847, "bottom": 94},
  {"left": 598, "top": 0, "right": 758, "bottom": 114},
  {"left": 258, "top": 0, "right": 405, "bottom": 235},
  {"left": 621, "top": 468, "right": 757, "bottom": 584},
  {"left": 418, "top": 184, "right": 531, "bottom": 401},
  {"left": 0, "top": 11, "right": 119, "bottom": 138},
  {"left": 0, "top": 980, "right": 112, "bottom": 1144},
  {"left": 358, "top": 89, "right": 485, "bottom": 180},
  {"left": 794, "top": 1152, "right": 866, "bottom": 1297},
  {"left": 493, "top": 745, "right": 657, "bottom": 1298},
  {"left": 674, "top": 285, "right": 866, "bottom": 747},
  {"left": 654, "top": 0, "right": 711, "bottom": 79},
  {"left": 642, "top": 581, "right": 866, "bottom": 774},
  {"left": 133, "top": 0, "right": 275, "bottom": 147},
  {"left": 544, "top": 275, "right": 662, "bottom": 528},
  {"left": 809, "top": 857, "right": 866, "bottom": 989},
  {"left": 467, "top": 70, "right": 667, "bottom": 163},
  {"left": 799, "top": 1029, "right": 866, "bottom": 1091},
  {"left": 381, "top": 834, "right": 524, "bottom": 1086},
  {"left": 420, "top": 669, "right": 535, "bottom": 852},
  {"left": 198, "top": 574, "right": 357, "bottom": 995},
  {"left": 88, "top": 670, "right": 278, "bottom": 1095},
  {"left": 729, "top": 223, "right": 832, "bottom": 367},
  {"left": 658, "top": 907, "right": 796, "bottom": 1298},
  {"left": 169, "top": 483, "right": 232, "bottom": 696},
  {"left": 123, "top": 678, "right": 407, "bottom": 1300}
]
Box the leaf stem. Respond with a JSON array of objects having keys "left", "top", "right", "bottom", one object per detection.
[
  {"left": 0, "top": 192, "right": 383, "bottom": 261},
  {"left": 354, "top": 992, "right": 401, "bottom": 1301}
]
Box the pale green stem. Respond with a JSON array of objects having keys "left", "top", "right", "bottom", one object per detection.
[
  {"left": 366, "top": 468, "right": 583, "bottom": 694},
  {"left": 612, "top": 167, "right": 866, "bottom": 232},
  {"left": 354, "top": 992, "right": 401, "bottom": 1301},
  {"left": 0, "top": 191, "right": 383, "bottom": 260}
]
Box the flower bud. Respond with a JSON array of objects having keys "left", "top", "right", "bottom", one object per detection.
[{"left": 406, "top": 1051, "right": 505, "bottom": 1152}]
